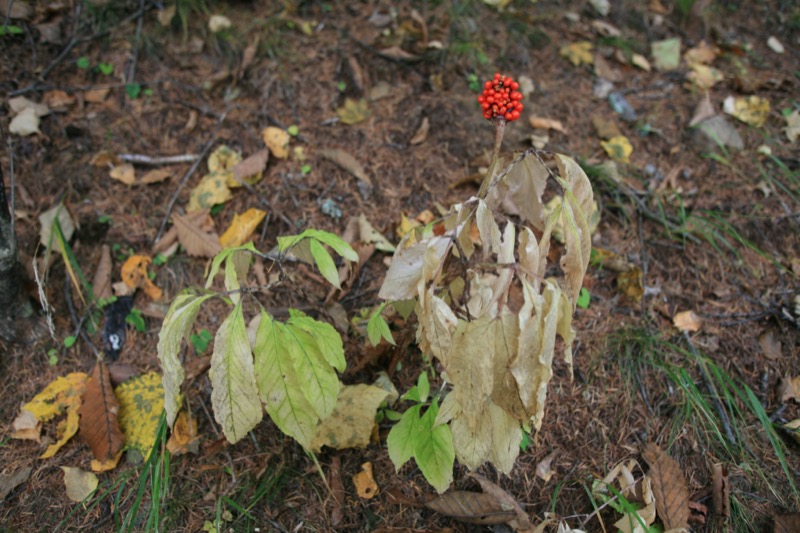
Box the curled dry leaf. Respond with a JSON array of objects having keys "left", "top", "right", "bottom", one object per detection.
[
  {"left": 166, "top": 410, "right": 200, "bottom": 455},
  {"left": 92, "top": 244, "right": 113, "bottom": 301},
  {"left": 641, "top": 443, "right": 690, "bottom": 530}
]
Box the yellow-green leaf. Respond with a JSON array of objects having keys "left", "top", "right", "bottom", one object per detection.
[
  {"left": 559, "top": 41, "right": 593, "bottom": 66},
  {"left": 61, "top": 467, "right": 98, "bottom": 503},
  {"left": 336, "top": 98, "right": 371, "bottom": 125},
  {"left": 601, "top": 135, "right": 633, "bottom": 163},
  {"left": 209, "top": 301, "right": 263, "bottom": 443}
]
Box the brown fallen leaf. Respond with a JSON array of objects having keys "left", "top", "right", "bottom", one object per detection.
[
  {"left": 780, "top": 375, "right": 800, "bottom": 403},
  {"left": 673, "top": 310, "right": 702, "bottom": 332},
  {"left": 529, "top": 116, "right": 566, "bottom": 133},
  {"left": 173, "top": 210, "right": 222, "bottom": 258},
  {"left": 410, "top": 117, "right": 430, "bottom": 145},
  {"left": 319, "top": 148, "right": 373, "bottom": 199},
  {"left": 107, "top": 362, "right": 138, "bottom": 386},
  {"left": 711, "top": 463, "right": 730, "bottom": 519},
  {"left": 641, "top": 443, "right": 690, "bottom": 530},
  {"left": 535, "top": 450, "right": 557, "bottom": 482},
  {"left": 230, "top": 149, "right": 268, "bottom": 186},
  {"left": 166, "top": 410, "right": 200, "bottom": 456},
  {"left": 425, "top": 491, "right": 517, "bottom": 526},
  {"left": 92, "top": 244, "right": 113, "bottom": 301},
  {"left": 11, "top": 409, "right": 40, "bottom": 441},
  {"left": 79, "top": 361, "right": 125, "bottom": 468},
  {"left": 469, "top": 473, "right": 534, "bottom": 531},
  {"left": 139, "top": 168, "right": 172, "bottom": 185},
  {"left": 378, "top": 45, "right": 419, "bottom": 61},
  {"left": 774, "top": 513, "right": 800, "bottom": 533},
  {"left": 109, "top": 164, "right": 136, "bottom": 186},
  {"left": 758, "top": 330, "right": 782, "bottom": 360}
]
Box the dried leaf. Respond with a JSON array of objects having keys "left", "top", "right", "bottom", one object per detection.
[
  {"left": 173, "top": 210, "right": 223, "bottom": 258},
  {"left": 617, "top": 267, "right": 644, "bottom": 302},
  {"left": 410, "top": 116, "right": 430, "bottom": 145},
  {"left": 536, "top": 450, "right": 557, "bottom": 482},
  {"left": 92, "top": 244, "right": 113, "bottom": 301},
  {"left": 117, "top": 372, "right": 164, "bottom": 455},
  {"left": 758, "top": 330, "right": 782, "bottom": 360},
  {"left": 140, "top": 168, "right": 172, "bottom": 184},
  {"left": 319, "top": 148, "right": 373, "bottom": 197},
  {"left": 689, "top": 93, "right": 716, "bottom": 127},
  {"left": 775, "top": 513, "right": 800, "bottom": 533},
  {"left": 229, "top": 149, "right": 268, "bottom": 187},
  {"left": 780, "top": 375, "right": 800, "bottom": 403},
  {"left": 11, "top": 409, "right": 40, "bottom": 441},
  {"left": 9, "top": 107, "right": 42, "bottom": 136},
  {"left": 219, "top": 208, "right": 267, "bottom": 248},
  {"left": 425, "top": 491, "right": 517, "bottom": 525},
  {"left": 673, "top": 310, "right": 702, "bottom": 332},
  {"left": 377, "top": 46, "right": 419, "bottom": 61},
  {"left": 357, "top": 214, "right": 395, "bottom": 253},
  {"left": 651, "top": 37, "right": 681, "bottom": 71},
  {"left": 166, "top": 410, "right": 200, "bottom": 455},
  {"left": 783, "top": 110, "right": 800, "bottom": 143},
  {"left": 723, "top": 95, "right": 770, "bottom": 128},
  {"left": 187, "top": 172, "right": 233, "bottom": 212},
  {"left": 469, "top": 473, "right": 534, "bottom": 530},
  {"left": 601, "top": 135, "right": 633, "bottom": 163},
  {"left": 684, "top": 41, "right": 719, "bottom": 66},
  {"left": 336, "top": 98, "right": 371, "bottom": 125},
  {"left": 560, "top": 42, "right": 594, "bottom": 66},
  {"left": 61, "top": 467, "right": 98, "bottom": 503},
  {"left": 311, "top": 384, "right": 390, "bottom": 452},
  {"left": 711, "top": 463, "right": 730, "bottom": 519},
  {"left": 79, "top": 362, "right": 125, "bottom": 468},
  {"left": 20, "top": 372, "right": 89, "bottom": 458},
  {"left": 528, "top": 116, "right": 566, "bottom": 133},
  {"left": 120, "top": 254, "right": 163, "bottom": 301},
  {"left": 630, "top": 53, "right": 651, "bottom": 71},
  {"left": 109, "top": 164, "right": 136, "bottom": 185},
  {"left": 687, "top": 64, "right": 724, "bottom": 90},
  {"left": 0, "top": 467, "right": 32, "bottom": 501},
  {"left": 353, "top": 462, "right": 379, "bottom": 499},
  {"left": 262, "top": 127, "right": 290, "bottom": 158},
  {"left": 641, "top": 443, "right": 690, "bottom": 530}
]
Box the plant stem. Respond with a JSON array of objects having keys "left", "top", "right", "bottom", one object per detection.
[{"left": 477, "top": 118, "right": 506, "bottom": 199}]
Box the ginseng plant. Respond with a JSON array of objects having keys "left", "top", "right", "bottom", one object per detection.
[{"left": 382, "top": 73, "right": 595, "bottom": 492}]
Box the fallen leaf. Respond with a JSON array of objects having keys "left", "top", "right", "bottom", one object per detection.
[
  {"left": 229, "top": 149, "right": 268, "bottom": 187},
  {"left": 470, "top": 473, "right": 534, "bottom": 530},
  {"left": 310, "top": 384, "right": 391, "bottom": 452},
  {"left": 651, "top": 37, "right": 681, "bottom": 71},
  {"left": 536, "top": 450, "right": 557, "bottom": 482},
  {"left": 109, "top": 164, "right": 136, "bottom": 186},
  {"left": 617, "top": 267, "right": 643, "bottom": 303},
  {"left": 117, "top": 372, "right": 164, "bottom": 455},
  {"left": 336, "top": 98, "right": 371, "bottom": 125},
  {"left": 758, "top": 330, "right": 782, "bottom": 360},
  {"left": 39, "top": 203, "right": 75, "bottom": 252},
  {"left": 377, "top": 46, "right": 419, "bottom": 61},
  {"left": 409, "top": 116, "right": 430, "bottom": 145},
  {"left": 0, "top": 466, "right": 32, "bottom": 501},
  {"left": 9, "top": 96, "right": 49, "bottom": 117},
  {"left": 689, "top": 93, "right": 716, "bottom": 127},
  {"left": 641, "top": 443, "right": 690, "bottom": 530},
  {"left": 208, "top": 14, "right": 231, "bottom": 33},
  {"left": 262, "top": 127, "right": 290, "bottom": 159},
  {"left": 673, "top": 310, "right": 702, "bottom": 332},
  {"left": 9, "top": 107, "right": 41, "bottom": 136},
  {"left": 11, "top": 409, "right": 40, "bottom": 441},
  {"left": 353, "top": 462, "right": 379, "bottom": 499},
  {"left": 593, "top": 54, "right": 622, "bottom": 81},
  {"left": 89, "top": 150, "right": 121, "bottom": 167},
  {"left": 711, "top": 463, "right": 730, "bottom": 519},
  {"left": 120, "top": 254, "right": 163, "bottom": 301},
  {"left": 591, "top": 115, "right": 622, "bottom": 139},
  {"left": 84, "top": 87, "right": 110, "bottom": 103},
  {"left": 219, "top": 208, "right": 267, "bottom": 248},
  {"left": 767, "top": 36, "right": 785, "bottom": 54},
  {"left": 601, "top": 135, "right": 633, "bottom": 163},
  {"left": 173, "top": 210, "right": 222, "bottom": 257},
  {"left": 529, "top": 116, "right": 566, "bottom": 133},
  {"left": 630, "top": 53, "right": 651, "bottom": 71},
  {"left": 157, "top": 3, "right": 176, "bottom": 26},
  {"left": 79, "top": 361, "right": 125, "bottom": 468},
  {"left": 167, "top": 410, "right": 200, "bottom": 455},
  {"left": 694, "top": 115, "right": 744, "bottom": 151},
  {"left": 20, "top": 372, "right": 89, "bottom": 458},
  {"left": 187, "top": 172, "right": 233, "bottom": 212},
  {"left": 687, "top": 64, "right": 724, "bottom": 90},
  {"left": 140, "top": 168, "right": 172, "bottom": 184},
  {"left": 61, "top": 467, "right": 98, "bottom": 503},
  {"left": 92, "top": 245, "right": 113, "bottom": 301},
  {"left": 779, "top": 375, "right": 800, "bottom": 403},
  {"left": 684, "top": 41, "right": 719, "bottom": 66},
  {"left": 319, "top": 148, "right": 373, "bottom": 198},
  {"left": 783, "top": 110, "right": 800, "bottom": 143},
  {"left": 357, "top": 214, "right": 395, "bottom": 253},
  {"left": 723, "top": 95, "right": 770, "bottom": 128},
  {"left": 560, "top": 41, "right": 593, "bottom": 66}
]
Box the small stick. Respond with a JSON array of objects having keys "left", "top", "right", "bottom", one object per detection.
[{"left": 118, "top": 153, "right": 199, "bottom": 166}]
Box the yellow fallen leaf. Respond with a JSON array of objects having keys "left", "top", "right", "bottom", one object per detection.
[
  {"left": 187, "top": 172, "right": 233, "bottom": 212},
  {"left": 601, "top": 135, "right": 633, "bottom": 163},
  {"left": 353, "top": 462, "right": 379, "bottom": 499},
  {"left": 396, "top": 213, "right": 420, "bottom": 243},
  {"left": 687, "top": 64, "right": 724, "bottom": 90},
  {"left": 310, "top": 384, "right": 391, "bottom": 452},
  {"left": 120, "top": 254, "right": 163, "bottom": 301},
  {"left": 207, "top": 144, "right": 241, "bottom": 173},
  {"left": 61, "top": 467, "right": 98, "bottom": 502},
  {"left": 117, "top": 372, "right": 164, "bottom": 455},
  {"left": 336, "top": 98, "right": 371, "bottom": 125},
  {"left": 723, "top": 95, "right": 770, "bottom": 128},
  {"left": 90, "top": 450, "right": 123, "bottom": 473},
  {"left": 673, "top": 310, "right": 702, "bottom": 332},
  {"left": 109, "top": 164, "right": 136, "bottom": 186},
  {"left": 167, "top": 410, "right": 200, "bottom": 455},
  {"left": 262, "top": 127, "right": 290, "bottom": 159},
  {"left": 21, "top": 372, "right": 89, "bottom": 458},
  {"left": 559, "top": 41, "right": 593, "bottom": 66},
  {"left": 219, "top": 208, "right": 267, "bottom": 248},
  {"left": 631, "top": 53, "right": 651, "bottom": 71}
]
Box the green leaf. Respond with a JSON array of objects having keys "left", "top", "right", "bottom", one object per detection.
[
  {"left": 366, "top": 304, "right": 395, "bottom": 347},
  {"left": 287, "top": 125, "right": 299, "bottom": 136},
  {"left": 209, "top": 301, "right": 263, "bottom": 443},
  {"left": 126, "top": 309, "right": 146, "bottom": 332},
  {"left": 287, "top": 311, "right": 346, "bottom": 372},
  {"left": 577, "top": 287, "right": 591, "bottom": 309},
  {"left": 412, "top": 399, "right": 455, "bottom": 493},
  {"left": 157, "top": 292, "right": 214, "bottom": 426},
  {"left": 278, "top": 229, "right": 358, "bottom": 262},
  {"left": 98, "top": 63, "right": 114, "bottom": 75},
  {"left": 387, "top": 404, "right": 421, "bottom": 470},
  {"left": 125, "top": 83, "right": 142, "bottom": 99},
  {"left": 64, "top": 335, "right": 77, "bottom": 348},
  {"left": 190, "top": 329, "right": 213, "bottom": 353},
  {"left": 0, "top": 25, "right": 23, "bottom": 36},
  {"left": 76, "top": 56, "right": 90, "bottom": 69},
  {"left": 254, "top": 311, "right": 321, "bottom": 449},
  {"left": 308, "top": 238, "right": 340, "bottom": 288},
  {"left": 205, "top": 243, "right": 257, "bottom": 290},
  {"left": 401, "top": 385, "right": 421, "bottom": 403},
  {"left": 417, "top": 372, "right": 430, "bottom": 404}
]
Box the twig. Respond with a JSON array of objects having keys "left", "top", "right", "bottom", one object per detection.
[
  {"left": 118, "top": 153, "right": 199, "bottom": 166},
  {"left": 683, "top": 330, "right": 736, "bottom": 446},
  {"left": 153, "top": 111, "right": 228, "bottom": 244},
  {"left": 126, "top": 0, "right": 145, "bottom": 85}
]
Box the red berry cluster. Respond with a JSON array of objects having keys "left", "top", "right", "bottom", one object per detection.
[{"left": 477, "top": 73, "right": 524, "bottom": 122}]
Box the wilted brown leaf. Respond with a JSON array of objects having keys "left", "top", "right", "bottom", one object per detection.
[
  {"left": 328, "top": 456, "right": 346, "bottom": 527},
  {"left": 79, "top": 362, "right": 125, "bottom": 469},
  {"left": 92, "top": 244, "right": 113, "bottom": 301},
  {"left": 166, "top": 410, "right": 200, "bottom": 455},
  {"left": 641, "top": 443, "right": 690, "bottom": 530},
  {"left": 712, "top": 463, "right": 730, "bottom": 519},
  {"left": 230, "top": 149, "right": 268, "bottom": 187},
  {"left": 378, "top": 45, "right": 419, "bottom": 61},
  {"left": 173, "top": 210, "right": 222, "bottom": 258},
  {"left": 469, "top": 473, "right": 533, "bottom": 530},
  {"left": 11, "top": 409, "right": 40, "bottom": 441},
  {"left": 409, "top": 117, "right": 430, "bottom": 145},
  {"left": 425, "top": 490, "right": 517, "bottom": 525}
]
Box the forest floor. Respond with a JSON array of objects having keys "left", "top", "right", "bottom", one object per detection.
[{"left": 1, "top": 1, "right": 799, "bottom": 531}]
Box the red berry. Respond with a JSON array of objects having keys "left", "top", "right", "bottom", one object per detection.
[{"left": 511, "top": 110, "right": 520, "bottom": 120}]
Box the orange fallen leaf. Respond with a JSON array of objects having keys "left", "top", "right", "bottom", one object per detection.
[
  {"left": 120, "top": 254, "right": 163, "bottom": 301},
  {"left": 673, "top": 310, "right": 702, "bottom": 332},
  {"left": 219, "top": 208, "right": 267, "bottom": 248},
  {"left": 353, "top": 462, "right": 379, "bottom": 499}
]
